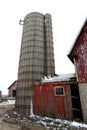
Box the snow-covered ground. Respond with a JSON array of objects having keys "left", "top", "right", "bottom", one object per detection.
[
  {"left": 28, "top": 115, "right": 87, "bottom": 129},
  {"left": 0, "top": 99, "right": 87, "bottom": 129},
  {"left": 0, "top": 100, "right": 15, "bottom": 106}
]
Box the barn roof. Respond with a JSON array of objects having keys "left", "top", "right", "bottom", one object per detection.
[
  {"left": 42, "top": 73, "right": 76, "bottom": 83},
  {"left": 8, "top": 80, "right": 17, "bottom": 89}
]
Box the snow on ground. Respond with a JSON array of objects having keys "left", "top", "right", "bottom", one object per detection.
[
  {"left": 0, "top": 99, "right": 87, "bottom": 129},
  {"left": 29, "top": 115, "right": 87, "bottom": 129},
  {"left": 12, "top": 111, "right": 87, "bottom": 129},
  {"left": 0, "top": 100, "right": 15, "bottom": 106},
  {"left": 71, "top": 121, "right": 87, "bottom": 128}
]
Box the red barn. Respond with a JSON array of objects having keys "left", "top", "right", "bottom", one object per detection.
[
  {"left": 68, "top": 19, "right": 87, "bottom": 122},
  {"left": 34, "top": 74, "right": 82, "bottom": 120},
  {"left": 8, "top": 80, "right": 17, "bottom": 97}
]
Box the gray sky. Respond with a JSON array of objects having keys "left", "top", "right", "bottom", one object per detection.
[{"left": 0, "top": 0, "right": 87, "bottom": 94}]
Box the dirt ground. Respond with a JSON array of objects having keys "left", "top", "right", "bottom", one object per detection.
[
  {"left": 0, "top": 104, "right": 87, "bottom": 130},
  {"left": 0, "top": 105, "right": 47, "bottom": 130}
]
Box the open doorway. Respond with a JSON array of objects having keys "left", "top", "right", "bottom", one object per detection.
[
  {"left": 70, "top": 83, "right": 83, "bottom": 120},
  {"left": 12, "top": 90, "right": 16, "bottom": 97}
]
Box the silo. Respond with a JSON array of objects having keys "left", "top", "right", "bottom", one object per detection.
[
  {"left": 15, "top": 12, "right": 55, "bottom": 115},
  {"left": 45, "top": 14, "right": 55, "bottom": 76}
]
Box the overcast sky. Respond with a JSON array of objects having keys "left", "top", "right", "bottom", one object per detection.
[{"left": 0, "top": 0, "right": 87, "bottom": 94}]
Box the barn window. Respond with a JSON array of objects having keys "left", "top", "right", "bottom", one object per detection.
[{"left": 54, "top": 86, "right": 64, "bottom": 96}]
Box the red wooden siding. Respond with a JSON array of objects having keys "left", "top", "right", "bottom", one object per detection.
[
  {"left": 8, "top": 81, "right": 17, "bottom": 97},
  {"left": 68, "top": 20, "right": 87, "bottom": 82},
  {"left": 34, "top": 82, "right": 73, "bottom": 119}
]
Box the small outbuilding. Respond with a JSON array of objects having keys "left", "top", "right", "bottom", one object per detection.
[
  {"left": 8, "top": 80, "right": 17, "bottom": 97},
  {"left": 34, "top": 74, "right": 82, "bottom": 120},
  {"left": 0, "top": 91, "right": 2, "bottom": 99}
]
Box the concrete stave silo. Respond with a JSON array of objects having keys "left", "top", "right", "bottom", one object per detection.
[
  {"left": 45, "top": 14, "right": 55, "bottom": 76},
  {"left": 15, "top": 12, "right": 55, "bottom": 115}
]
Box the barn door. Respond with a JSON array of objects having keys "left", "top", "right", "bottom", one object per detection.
[
  {"left": 12, "top": 90, "right": 16, "bottom": 97},
  {"left": 70, "top": 83, "right": 83, "bottom": 120}
]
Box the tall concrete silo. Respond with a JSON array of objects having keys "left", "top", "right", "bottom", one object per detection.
[{"left": 15, "top": 12, "right": 55, "bottom": 115}]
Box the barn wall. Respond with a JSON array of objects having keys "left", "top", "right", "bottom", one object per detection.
[
  {"left": 75, "top": 36, "right": 87, "bottom": 82},
  {"left": 68, "top": 21, "right": 87, "bottom": 122},
  {"left": 69, "top": 21, "right": 87, "bottom": 82},
  {"left": 8, "top": 82, "right": 17, "bottom": 97},
  {"left": 34, "top": 82, "right": 73, "bottom": 119},
  {"left": 79, "top": 83, "right": 87, "bottom": 122}
]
